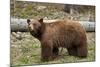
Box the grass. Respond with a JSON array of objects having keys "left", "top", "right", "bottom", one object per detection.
[{"left": 10, "top": 32, "right": 95, "bottom": 66}]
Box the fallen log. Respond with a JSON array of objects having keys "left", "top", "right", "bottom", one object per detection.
[
  {"left": 79, "top": 21, "right": 95, "bottom": 32},
  {"left": 11, "top": 18, "right": 28, "bottom": 32},
  {"left": 11, "top": 18, "right": 95, "bottom": 32}
]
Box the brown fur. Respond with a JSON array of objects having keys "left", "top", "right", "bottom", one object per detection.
[{"left": 27, "top": 18, "right": 87, "bottom": 61}]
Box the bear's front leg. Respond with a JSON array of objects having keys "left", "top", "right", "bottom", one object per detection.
[
  {"left": 52, "top": 46, "right": 59, "bottom": 58},
  {"left": 41, "top": 41, "right": 53, "bottom": 61}
]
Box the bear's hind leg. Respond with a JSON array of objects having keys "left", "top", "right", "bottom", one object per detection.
[
  {"left": 77, "top": 44, "right": 87, "bottom": 57},
  {"left": 67, "top": 46, "right": 77, "bottom": 56}
]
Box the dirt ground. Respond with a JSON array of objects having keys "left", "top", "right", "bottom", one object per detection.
[{"left": 10, "top": 32, "right": 95, "bottom": 66}]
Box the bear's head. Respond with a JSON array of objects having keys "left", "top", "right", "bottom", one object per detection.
[{"left": 27, "top": 18, "right": 43, "bottom": 38}]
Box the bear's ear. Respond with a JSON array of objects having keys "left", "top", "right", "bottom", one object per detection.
[
  {"left": 27, "top": 19, "right": 31, "bottom": 24},
  {"left": 38, "top": 18, "right": 43, "bottom": 23}
]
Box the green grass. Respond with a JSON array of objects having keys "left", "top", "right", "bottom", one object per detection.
[{"left": 10, "top": 32, "right": 95, "bottom": 66}]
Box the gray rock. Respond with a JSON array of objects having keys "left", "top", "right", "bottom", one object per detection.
[
  {"left": 15, "top": 32, "right": 22, "bottom": 40},
  {"left": 36, "top": 6, "right": 47, "bottom": 11}
]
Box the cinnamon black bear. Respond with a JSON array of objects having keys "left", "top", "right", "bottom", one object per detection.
[{"left": 27, "top": 18, "right": 87, "bottom": 61}]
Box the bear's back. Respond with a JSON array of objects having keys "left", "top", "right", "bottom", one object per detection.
[
  {"left": 41, "top": 19, "right": 86, "bottom": 47},
  {"left": 44, "top": 19, "right": 85, "bottom": 35}
]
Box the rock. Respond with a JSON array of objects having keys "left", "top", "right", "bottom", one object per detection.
[
  {"left": 16, "top": 34, "right": 22, "bottom": 40},
  {"left": 11, "top": 32, "right": 23, "bottom": 41},
  {"left": 17, "top": 31, "right": 22, "bottom": 35},
  {"left": 36, "top": 6, "right": 46, "bottom": 11},
  {"left": 11, "top": 45, "right": 18, "bottom": 48},
  {"left": 44, "top": 17, "right": 48, "bottom": 20},
  {"left": 15, "top": 32, "right": 22, "bottom": 40},
  {"left": 24, "top": 3, "right": 28, "bottom": 7},
  {"left": 12, "top": 32, "right": 17, "bottom": 36}
]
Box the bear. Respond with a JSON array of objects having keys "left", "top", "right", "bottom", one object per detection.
[{"left": 27, "top": 18, "right": 87, "bottom": 61}]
